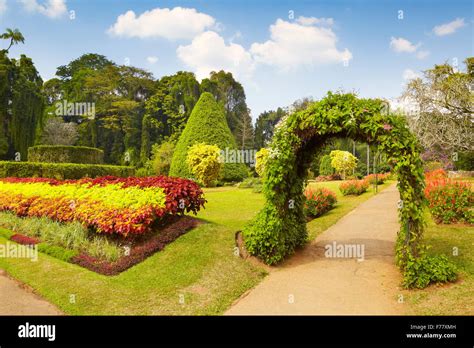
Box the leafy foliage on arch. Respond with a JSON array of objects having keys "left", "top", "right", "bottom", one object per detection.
[{"left": 243, "top": 92, "right": 456, "bottom": 287}]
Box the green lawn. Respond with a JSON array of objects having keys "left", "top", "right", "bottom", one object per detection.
[
  {"left": 403, "top": 213, "right": 474, "bottom": 315},
  {"left": 0, "top": 223, "right": 265, "bottom": 315},
  {"left": 197, "top": 186, "right": 266, "bottom": 230},
  {"left": 0, "top": 179, "right": 394, "bottom": 315}
]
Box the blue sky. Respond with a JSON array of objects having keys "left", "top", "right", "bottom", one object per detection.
[{"left": 1, "top": 0, "right": 472, "bottom": 119}]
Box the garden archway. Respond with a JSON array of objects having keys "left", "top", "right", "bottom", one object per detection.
[{"left": 243, "top": 92, "right": 432, "bottom": 282}]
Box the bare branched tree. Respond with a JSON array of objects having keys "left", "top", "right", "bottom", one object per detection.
[
  {"left": 41, "top": 118, "right": 78, "bottom": 146},
  {"left": 402, "top": 57, "right": 474, "bottom": 153}
]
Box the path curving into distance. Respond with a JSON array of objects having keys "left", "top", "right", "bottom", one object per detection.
[{"left": 226, "top": 184, "right": 407, "bottom": 315}]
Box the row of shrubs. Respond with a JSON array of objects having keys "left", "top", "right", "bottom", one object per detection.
[
  {"left": 239, "top": 173, "right": 391, "bottom": 220},
  {"left": 28, "top": 145, "right": 104, "bottom": 164},
  {"left": 424, "top": 169, "right": 473, "bottom": 224},
  {"left": 300, "top": 168, "right": 471, "bottom": 226},
  {"left": 0, "top": 161, "right": 135, "bottom": 179},
  {"left": 339, "top": 173, "right": 391, "bottom": 196}
]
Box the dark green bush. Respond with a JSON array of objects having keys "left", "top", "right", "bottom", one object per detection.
[
  {"left": 37, "top": 243, "right": 79, "bottom": 262},
  {"left": 28, "top": 145, "right": 104, "bottom": 164},
  {"left": 319, "top": 155, "right": 334, "bottom": 176},
  {"left": 355, "top": 161, "right": 367, "bottom": 178},
  {"left": 455, "top": 151, "right": 474, "bottom": 171},
  {"left": 169, "top": 92, "right": 248, "bottom": 182},
  {"left": 0, "top": 161, "right": 135, "bottom": 179},
  {"left": 222, "top": 163, "right": 249, "bottom": 182},
  {"left": 402, "top": 254, "right": 457, "bottom": 289}
]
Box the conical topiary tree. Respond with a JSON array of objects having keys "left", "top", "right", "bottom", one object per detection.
[{"left": 169, "top": 92, "right": 248, "bottom": 181}]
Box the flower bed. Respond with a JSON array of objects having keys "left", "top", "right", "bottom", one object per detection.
[
  {"left": 304, "top": 187, "right": 337, "bottom": 218},
  {"left": 70, "top": 216, "right": 201, "bottom": 275},
  {"left": 339, "top": 180, "right": 369, "bottom": 196},
  {"left": 424, "top": 169, "right": 473, "bottom": 224},
  {"left": 1, "top": 216, "right": 201, "bottom": 274},
  {"left": 0, "top": 176, "right": 206, "bottom": 236}
]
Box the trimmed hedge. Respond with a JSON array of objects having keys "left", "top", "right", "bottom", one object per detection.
[
  {"left": 0, "top": 161, "right": 135, "bottom": 179},
  {"left": 169, "top": 92, "right": 248, "bottom": 182},
  {"left": 28, "top": 145, "right": 104, "bottom": 164}
]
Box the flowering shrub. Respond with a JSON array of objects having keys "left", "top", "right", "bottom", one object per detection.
[
  {"left": 364, "top": 173, "right": 390, "bottom": 185},
  {"left": 304, "top": 187, "right": 337, "bottom": 218},
  {"left": 339, "top": 180, "right": 369, "bottom": 196},
  {"left": 0, "top": 176, "right": 206, "bottom": 236},
  {"left": 424, "top": 172, "right": 473, "bottom": 224},
  {"left": 425, "top": 168, "right": 447, "bottom": 181}
]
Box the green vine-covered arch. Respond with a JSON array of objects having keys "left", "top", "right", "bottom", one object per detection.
[{"left": 244, "top": 92, "right": 455, "bottom": 287}]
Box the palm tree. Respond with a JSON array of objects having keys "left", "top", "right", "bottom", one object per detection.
[{"left": 1, "top": 28, "right": 25, "bottom": 52}]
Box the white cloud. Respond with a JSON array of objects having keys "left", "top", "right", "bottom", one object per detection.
[
  {"left": 433, "top": 18, "right": 465, "bottom": 36},
  {"left": 146, "top": 56, "right": 158, "bottom": 64},
  {"left": 177, "top": 31, "right": 255, "bottom": 80},
  {"left": 402, "top": 69, "right": 421, "bottom": 81},
  {"left": 176, "top": 17, "right": 352, "bottom": 81},
  {"left": 0, "top": 0, "right": 7, "bottom": 15},
  {"left": 19, "top": 0, "right": 67, "bottom": 19},
  {"left": 390, "top": 37, "right": 419, "bottom": 53},
  {"left": 296, "top": 16, "right": 334, "bottom": 26},
  {"left": 228, "top": 31, "right": 242, "bottom": 43},
  {"left": 415, "top": 50, "right": 430, "bottom": 59},
  {"left": 108, "top": 7, "right": 215, "bottom": 40},
  {"left": 250, "top": 19, "right": 352, "bottom": 70}
]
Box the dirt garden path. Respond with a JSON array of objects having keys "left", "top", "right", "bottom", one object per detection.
[
  {"left": 0, "top": 270, "right": 62, "bottom": 315},
  {"left": 226, "top": 184, "right": 408, "bottom": 315}
]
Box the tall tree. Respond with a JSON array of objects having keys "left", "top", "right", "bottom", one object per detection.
[
  {"left": 141, "top": 71, "right": 200, "bottom": 161},
  {"left": 40, "top": 117, "right": 78, "bottom": 145},
  {"left": 0, "top": 51, "right": 44, "bottom": 160},
  {"left": 201, "top": 70, "right": 253, "bottom": 148},
  {"left": 402, "top": 57, "right": 474, "bottom": 154},
  {"left": 0, "top": 28, "right": 25, "bottom": 52},
  {"left": 254, "top": 107, "right": 286, "bottom": 149},
  {"left": 234, "top": 107, "right": 254, "bottom": 150},
  {"left": 51, "top": 54, "right": 156, "bottom": 165}
]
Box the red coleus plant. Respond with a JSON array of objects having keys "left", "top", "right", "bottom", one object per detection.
[
  {"left": 10, "top": 234, "right": 40, "bottom": 245},
  {"left": 0, "top": 176, "right": 206, "bottom": 236}
]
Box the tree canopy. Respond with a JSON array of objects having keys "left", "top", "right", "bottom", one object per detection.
[
  {"left": 403, "top": 57, "right": 474, "bottom": 155},
  {"left": 0, "top": 50, "right": 44, "bottom": 160}
]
